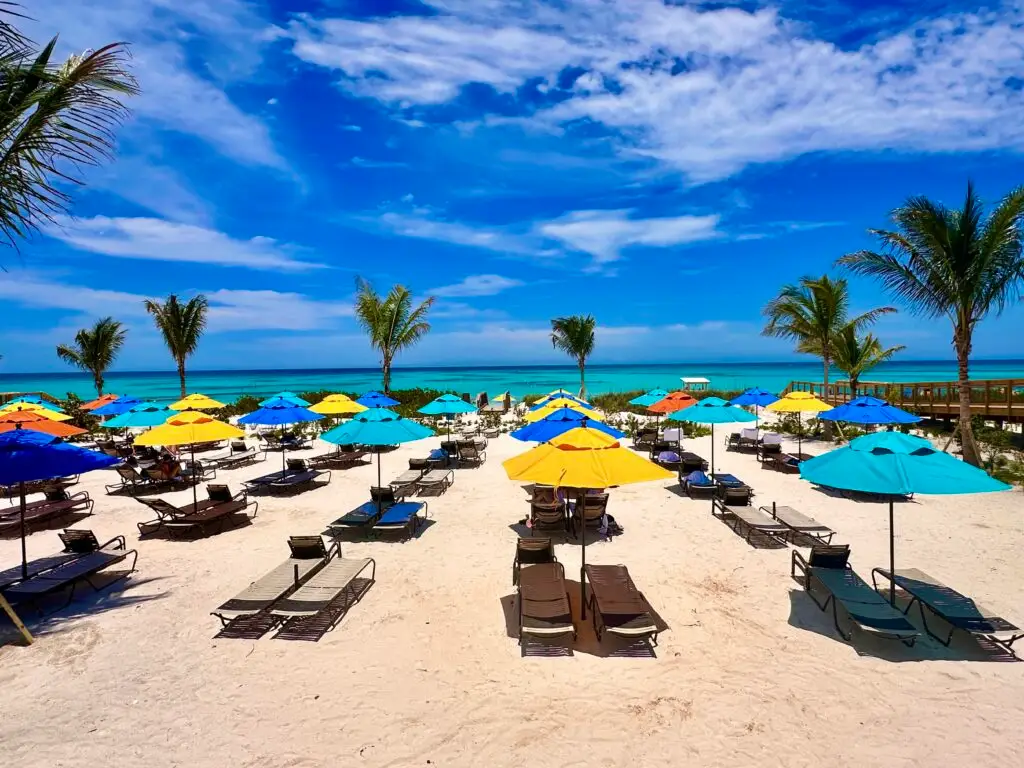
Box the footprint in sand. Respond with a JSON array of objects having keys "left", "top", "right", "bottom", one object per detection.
[{"left": 43, "top": 622, "right": 102, "bottom": 674}]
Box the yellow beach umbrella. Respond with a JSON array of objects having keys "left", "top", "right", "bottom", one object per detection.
[
  {"left": 0, "top": 403, "right": 72, "bottom": 422},
  {"left": 309, "top": 394, "right": 367, "bottom": 415},
  {"left": 524, "top": 399, "right": 599, "bottom": 423},
  {"left": 169, "top": 393, "right": 225, "bottom": 411},
  {"left": 504, "top": 426, "right": 673, "bottom": 616},
  {"left": 765, "top": 391, "right": 832, "bottom": 456}
]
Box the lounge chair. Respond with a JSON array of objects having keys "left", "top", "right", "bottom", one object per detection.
[
  {"left": 456, "top": 441, "right": 486, "bottom": 467},
  {"left": 105, "top": 465, "right": 187, "bottom": 496},
  {"left": 371, "top": 502, "right": 428, "bottom": 541},
  {"left": 569, "top": 493, "right": 609, "bottom": 539},
  {"left": 268, "top": 553, "right": 376, "bottom": 633},
  {"left": 712, "top": 473, "right": 753, "bottom": 506},
  {"left": 0, "top": 529, "right": 124, "bottom": 591},
  {"left": 389, "top": 469, "right": 424, "bottom": 495},
  {"left": 764, "top": 502, "right": 835, "bottom": 544},
  {"left": 518, "top": 562, "right": 575, "bottom": 645},
  {"left": 0, "top": 490, "right": 94, "bottom": 538},
  {"left": 243, "top": 460, "right": 330, "bottom": 494},
  {"left": 211, "top": 536, "right": 337, "bottom": 627},
  {"left": 762, "top": 452, "right": 802, "bottom": 474},
  {"left": 328, "top": 501, "right": 382, "bottom": 538},
  {"left": 2, "top": 475, "right": 79, "bottom": 498},
  {"left": 712, "top": 498, "right": 788, "bottom": 544},
  {"left": 584, "top": 564, "right": 659, "bottom": 644},
  {"left": 1, "top": 534, "right": 139, "bottom": 614},
  {"left": 208, "top": 442, "right": 263, "bottom": 471},
  {"left": 679, "top": 452, "right": 707, "bottom": 474},
  {"left": 512, "top": 537, "right": 557, "bottom": 586},
  {"left": 136, "top": 485, "right": 256, "bottom": 537},
  {"left": 530, "top": 486, "right": 566, "bottom": 537},
  {"left": 653, "top": 450, "right": 682, "bottom": 471},
  {"left": 416, "top": 468, "right": 454, "bottom": 496},
  {"left": 308, "top": 444, "right": 369, "bottom": 469},
  {"left": 759, "top": 433, "right": 783, "bottom": 457},
  {"left": 791, "top": 545, "right": 920, "bottom": 646},
  {"left": 679, "top": 471, "right": 716, "bottom": 500},
  {"left": 632, "top": 428, "right": 657, "bottom": 452},
  {"left": 871, "top": 568, "right": 1023, "bottom": 657}
]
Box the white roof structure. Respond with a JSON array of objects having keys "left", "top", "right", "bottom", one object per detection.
[{"left": 680, "top": 377, "right": 710, "bottom": 384}]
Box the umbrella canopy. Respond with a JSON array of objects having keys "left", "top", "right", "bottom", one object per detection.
[
  {"left": 356, "top": 391, "right": 401, "bottom": 408},
  {"left": 321, "top": 408, "right": 435, "bottom": 489},
  {"left": 729, "top": 387, "right": 779, "bottom": 407},
  {"left": 92, "top": 396, "right": 145, "bottom": 417},
  {"left": 524, "top": 400, "right": 599, "bottom": 423},
  {"left": 82, "top": 393, "right": 119, "bottom": 411},
  {"left": 260, "top": 391, "right": 310, "bottom": 407},
  {"left": 0, "top": 403, "right": 72, "bottom": 422},
  {"left": 418, "top": 394, "right": 477, "bottom": 416},
  {"left": 6, "top": 395, "right": 59, "bottom": 410},
  {"left": 800, "top": 432, "right": 1011, "bottom": 604},
  {"left": 765, "top": 391, "right": 832, "bottom": 456},
  {"left": 238, "top": 397, "right": 323, "bottom": 427},
  {"left": 0, "top": 428, "right": 120, "bottom": 579},
  {"left": 647, "top": 391, "right": 697, "bottom": 414},
  {"left": 170, "top": 393, "right": 226, "bottom": 411},
  {"left": 530, "top": 392, "right": 589, "bottom": 410},
  {"left": 0, "top": 411, "right": 86, "bottom": 437},
  {"left": 819, "top": 396, "right": 922, "bottom": 425},
  {"left": 101, "top": 402, "right": 172, "bottom": 429},
  {"left": 628, "top": 389, "right": 669, "bottom": 407},
  {"left": 510, "top": 408, "right": 624, "bottom": 442},
  {"left": 667, "top": 397, "right": 756, "bottom": 474},
  {"left": 308, "top": 394, "right": 367, "bottom": 415},
  {"left": 503, "top": 427, "right": 673, "bottom": 616}
]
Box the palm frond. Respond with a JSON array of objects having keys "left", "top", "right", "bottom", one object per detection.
[{"left": 550, "top": 315, "right": 596, "bottom": 363}]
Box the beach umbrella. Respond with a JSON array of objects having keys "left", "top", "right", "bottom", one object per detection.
[
  {"left": 729, "top": 387, "right": 779, "bottom": 441},
  {"left": 667, "top": 397, "right": 756, "bottom": 474},
  {"left": 503, "top": 427, "right": 673, "bottom": 617},
  {"left": 0, "top": 427, "right": 119, "bottom": 579},
  {"left": 170, "top": 393, "right": 225, "bottom": 411},
  {"left": 238, "top": 397, "right": 323, "bottom": 478},
  {"left": 0, "top": 410, "right": 86, "bottom": 438},
  {"left": 819, "top": 395, "right": 921, "bottom": 425},
  {"left": 101, "top": 402, "right": 172, "bottom": 429},
  {"left": 628, "top": 389, "right": 669, "bottom": 407},
  {"left": 321, "top": 408, "right": 434, "bottom": 503},
  {"left": 530, "top": 391, "right": 589, "bottom": 410},
  {"left": 800, "top": 432, "right": 1011, "bottom": 604},
  {"left": 5, "top": 395, "right": 62, "bottom": 412},
  {"left": 647, "top": 391, "right": 697, "bottom": 432},
  {"left": 0, "top": 403, "right": 73, "bottom": 423},
  {"left": 82, "top": 393, "right": 119, "bottom": 411},
  {"left": 764, "top": 391, "right": 832, "bottom": 456},
  {"left": 356, "top": 391, "right": 401, "bottom": 408},
  {"left": 418, "top": 394, "right": 477, "bottom": 440},
  {"left": 92, "top": 396, "right": 144, "bottom": 417},
  {"left": 511, "top": 408, "right": 624, "bottom": 442},
  {"left": 260, "top": 391, "right": 310, "bottom": 407},
  {"left": 524, "top": 399, "right": 599, "bottom": 423},
  {"left": 308, "top": 394, "right": 367, "bottom": 416},
  {"left": 135, "top": 411, "right": 245, "bottom": 510}
]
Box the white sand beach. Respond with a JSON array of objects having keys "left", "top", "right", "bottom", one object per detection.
[{"left": 1, "top": 432, "right": 1023, "bottom": 768}]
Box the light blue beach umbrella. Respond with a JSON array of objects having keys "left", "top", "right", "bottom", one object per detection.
[
  {"left": 92, "top": 396, "right": 144, "bottom": 417},
  {"left": 819, "top": 395, "right": 921, "bottom": 425},
  {"left": 238, "top": 396, "right": 323, "bottom": 476},
  {"left": 6, "top": 395, "right": 60, "bottom": 411},
  {"left": 356, "top": 391, "right": 401, "bottom": 408},
  {"left": 628, "top": 389, "right": 670, "bottom": 408},
  {"left": 260, "top": 391, "right": 310, "bottom": 407},
  {"left": 667, "top": 397, "right": 756, "bottom": 473},
  {"left": 511, "top": 407, "right": 624, "bottom": 442},
  {"left": 322, "top": 408, "right": 434, "bottom": 493},
  {"left": 101, "top": 402, "right": 172, "bottom": 429},
  {"left": 729, "top": 387, "right": 779, "bottom": 441},
  {"left": 800, "top": 432, "right": 1011, "bottom": 604},
  {"left": 418, "top": 394, "right": 477, "bottom": 440}
]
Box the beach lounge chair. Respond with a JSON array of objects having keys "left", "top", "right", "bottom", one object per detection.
[
  {"left": 791, "top": 545, "right": 920, "bottom": 646},
  {"left": 456, "top": 441, "right": 486, "bottom": 467},
  {"left": 2, "top": 475, "right": 79, "bottom": 498},
  {"left": 679, "top": 470, "right": 716, "bottom": 500},
  {"left": 328, "top": 501, "right": 382, "bottom": 538},
  {"left": 416, "top": 468, "right": 454, "bottom": 496},
  {"left": 0, "top": 530, "right": 125, "bottom": 591},
  {"left": 371, "top": 502, "right": 428, "bottom": 541},
  {"left": 1, "top": 534, "right": 139, "bottom": 614},
  {"left": 211, "top": 536, "right": 337, "bottom": 627},
  {"left": 135, "top": 485, "right": 257, "bottom": 537},
  {"left": 105, "top": 464, "right": 187, "bottom": 496},
  {"left": 208, "top": 442, "right": 263, "bottom": 471},
  {"left": 0, "top": 490, "right": 94, "bottom": 538},
  {"left": 244, "top": 460, "right": 330, "bottom": 494},
  {"left": 308, "top": 444, "right": 369, "bottom": 469},
  {"left": 389, "top": 468, "right": 424, "bottom": 495},
  {"left": 871, "top": 568, "right": 1023, "bottom": 657},
  {"left": 653, "top": 450, "right": 682, "bottom": 471},
  {"left": 759, "top": 433, "right": 783, "bottom": 457},
  {"left": 530, "top": 486, "right": 567, "bottom": 537},
  {"left": 584, "top": 564, "right": 659, "bottom": 645},
  {"left": 512, "top": 537, "right": 557, "bottom": 586},
  {"left": 569, "top": 493, "right": 609, "bottom": 539},
  {"left": 764, "top": 502, "right": 835, "bottom": 544},
  {"left": 712, "top": 498, "right": 788, "bottom": 544},
  {"left": 632, "top": 427, "right": 657, "bottom": 452},
  {"left": 679, "top": 452, "right": 707, "bottom": 474},
  {"left": 712, "top": 473, "right": 753, "bottom": 506},
  {"left": 518, "top": 562, "right": 575, "bottom": 645},
  {"left": 726, "top": 428, "right": 759, "bottom": 452},
  {"left": 762, "top": 452, "right": 802, "bottom": 474},
  {"left": 268, "top": 553, "right": 376, "bottom": 634}
]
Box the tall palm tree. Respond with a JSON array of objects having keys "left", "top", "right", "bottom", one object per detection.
[
  {"left": 550, "top": 314, "right": 596, "bottom": 399},
  {"left": 1, "top": 8, "right": 137, "bottom": 251},
  {"left": 831, "top": 327, "right": 905, "bottom": 395},
  {"left": 839, "top": 182, "right": 1024, "bottom": 466},
  {"left": 762, "top": 275, "right": 894, "bottom": 402},
  {"left": 144, "top": 294, "right": 208, "bottom": 398},
  {"left": 353, "top": 279, "right": 434, "bottom": 394},
  {"left": 55, "top": 317, "right": 126, "bottom": 396}
]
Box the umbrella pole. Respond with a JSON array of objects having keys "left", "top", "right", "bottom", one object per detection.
[
  {"left": 19, "top": 481, "right": 27, "bottom": 580},
  {"left": 192, "top": 443, "right": 198, "bottom": 511},
  {"left": 710, "top": 425, "right": 715, "bottom": 474},
  {"left": 578, "top": 490, "right": 587, "bottom": 619},
  {"left": 888, "top": 497, "right": 896, "bottom": 606}
]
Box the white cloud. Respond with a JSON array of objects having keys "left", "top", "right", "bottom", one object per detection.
[
  {"left": 287, "top": 1, "right": 1024, "bottom": 181},
  {"left": 430, "top": 274, "right": 525, "bottom": 297},
  {"left": 48, "top": 217, "right": 325, "bottom": 272},
  {"left": 350, "top": 156, "right": 409, "bottom": 169},
  {"left": 372, "top": 211, "right": 544, "bottom": 256}
]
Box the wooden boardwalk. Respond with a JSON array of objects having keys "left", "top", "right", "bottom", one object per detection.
[{"left": 783, "top": 378, "right": 1024, "bottom": 424}]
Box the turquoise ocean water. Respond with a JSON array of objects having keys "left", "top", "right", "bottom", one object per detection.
[{"left": 3, "top": 360, "right": 1024, "bottom": 404}]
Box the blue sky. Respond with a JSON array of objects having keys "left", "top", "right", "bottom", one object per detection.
[{"left": 2, "top": 0, "right": 1024, "bottom": 373}]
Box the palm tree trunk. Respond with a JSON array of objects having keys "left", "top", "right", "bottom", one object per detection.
[
  {"left": 956, "top": 333, "right": 981, "bottom": 466},
  {"left": 382, "top": 357, "right": 391, "bottom": 395},
  {"left": 177, "top": 359, "right": 187, "bottom": 398},
  {"left": 578, "top": 360, "right": 586, "bottom": 400},
  {"left": 821, "top": 355, "right": 834, "bottom": 440},
  {"left": 93, "top": 371, "right": 104, "bottom": 397}
]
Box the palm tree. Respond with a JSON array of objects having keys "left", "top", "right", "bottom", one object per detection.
[
  {"left": 550, "top": 314, "right": 596, "bottom": 399},
  {"left": 55, "top": 317, "right": 126, "bottom": 396},
  {"left": 762, "top": 275, "right": 894, "bottom": 402},
  {"left": 832, "top": 327, "right": 905, "bottom": 395},
  {"left": 1, "top": 9, "right": 137, "bottom": 250},
  {"left": 144, "top": 294, "right": 208, "bottom": 398},
  {"left": 839, "top": 182, "right": 1024, "bottom": 466},
  {"left": 353, "top": 279, "right": 435, "bottom": 394}
]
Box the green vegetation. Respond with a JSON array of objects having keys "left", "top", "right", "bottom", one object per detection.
[
  {"left": 144, "top": 294, "right": 209, "bottom": 398},
  {"left": 354, "top": 279, "right": 435, "bottom": 395},
  {"left": 550, "top": 315, "right": 596, "bottom": 399},
  {"left": 55, "top": 317, "right": 127, "bottom": 396},
  {"left": 832, "top": 328, "right": 905, "bottom": 395}
]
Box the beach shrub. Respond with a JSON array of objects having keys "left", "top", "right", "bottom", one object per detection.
[{"left": 59, "top": 393, "right": 101, "bottom": 433}]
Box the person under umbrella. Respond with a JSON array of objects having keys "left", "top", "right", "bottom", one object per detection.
[{"left": 238, "top": 397, "right": 323, "bottom": 479}]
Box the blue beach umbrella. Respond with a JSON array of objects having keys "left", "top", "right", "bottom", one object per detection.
[
  {"left": 260, "top": 391, "right": 310, "bottom": 407},
  {"left": 357, "top": 391, "right": 401, "bottom": 408},
  {"left": 800, "top": 432, "right": 1011, "bottom": 604},
  {"left": 418, "top": 394, "right": 477, "bottom": 440},
  {"left": 101, "top": 402, "right": 172, "bottom": 429},
  {"left": 0, "top": 428, "right": 120, "bottom": 579},
  {"left": 729, "top": 387, "right": 779, "bottom": 441},
  {"left": 819, "top": 395, "right": 921, "bottom": 425},
  {"left": 321, "top": 408, "right": 434, "bottom": 494},
  {"left": 6, "top": 395, "right": 60, "bottom": 411},
  {"left": 92, "top": 396, "right": 144, "bottom": 417},
  {"left": 667, "top": 397, "right": 756, "bottom": 474},
  {"left": 511, "top": 408, "right": 624, "bottom": 442},
  {"left": 628, "top": 389, "right": 670, "bottom": 408},
  {"left": 238, "top": 397, "right": 323, "bottom": 476}
]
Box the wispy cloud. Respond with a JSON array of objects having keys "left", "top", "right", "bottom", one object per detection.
[
  {"left": 429, "top": 274, "right": 525, "bottom": 297},
  {"left": 48, "top": 217, "right": 325, "bottom": 272},
  {"left": 350, "top": 156, "right": 410, "bottom": 169}
]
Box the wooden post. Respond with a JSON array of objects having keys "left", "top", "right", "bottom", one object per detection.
[
  {"left": 985, "top": 380, "right": 991, "bottom": 416},
  {"left": 1009, "top": 380, "right": 1015, "bottom": 424},
  {"left": 0, "top": 594, "right": 33, "bottom": 645}
]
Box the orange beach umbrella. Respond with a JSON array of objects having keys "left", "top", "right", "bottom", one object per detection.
[
  {"left": 0, "top": 410, "right": 87, "bottom": 437},
  {"left": 82, "top": 394, "right": 119, "bottom": 411},
  {"left": 647, "top": 391, "right": 697, "bottom": 415}
]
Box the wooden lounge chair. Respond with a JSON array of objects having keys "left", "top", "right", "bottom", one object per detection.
[
  {"left": 371, "top": 502, "right": 428, "bottom": 541},
  {"left": 0, "top": 490, "right": 94, "bottom": 538},
  {"left": 268, "top": 554, "right": 376, "bottom": 634},
  {"left": 712, "top": 498, "right": 788, "bottom": 544},
  {"left": 136, "top": 485, "right": 256, "bottom": 537},
  {"left": 791, "top": 545, "right": 920, "bottom": 646},
  {"left": 211, "top": 536, "right": 337, "bottom": 627},
  {"left": 764, "top": 502, "right": 835, "bottom": 544},
  {"left": 0, "top": 530, "right": 124, "bottom": 591},
  {"left": 518, "top": 562, "right": 575, "bottom": 645},
  {"left": 415, "top": 468, "right": 454, "bottom": 496},
  {"left": 2, "top": 534, "right": 139, "bottom": 614},
  {"left": 512, "top": 537, "right": 557, "bottom": 586},
  {"left": 871, "top": 568, "right": 1023, "bottom": 657},
  {"left": 584, "top": 564, "right": 659, "bottom": 645}
]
